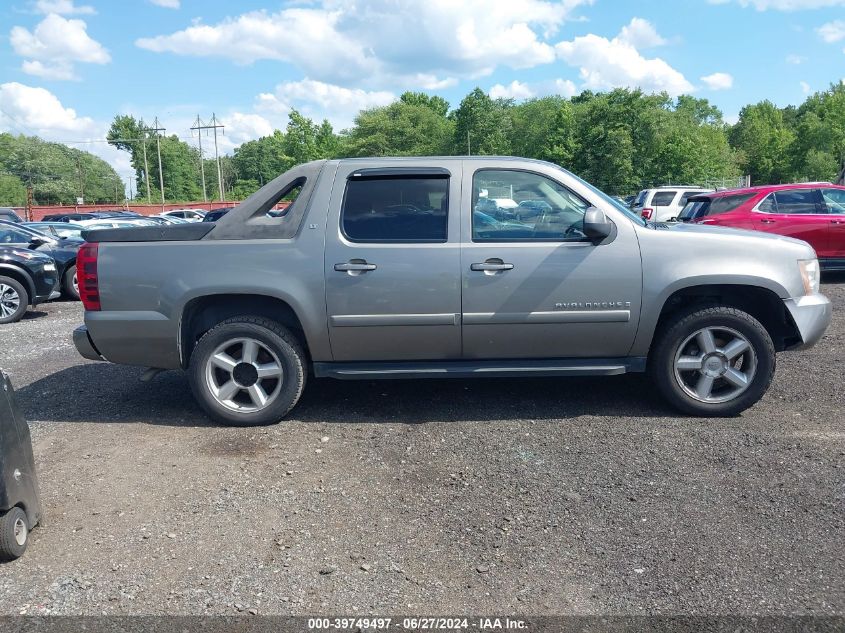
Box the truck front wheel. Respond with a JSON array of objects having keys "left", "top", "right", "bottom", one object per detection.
[
  {"left": 649, "top": 305, "right": 775, "bottom": 417},
  {"left": 188, "top": 316, "right": 307, "bottom": 426}
]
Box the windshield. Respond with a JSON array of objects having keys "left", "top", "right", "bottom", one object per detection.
[{"left": 556, "top": 167, "right": 647, "bottom": 227}]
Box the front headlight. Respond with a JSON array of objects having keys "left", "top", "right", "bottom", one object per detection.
[
  {"left": 43, "top": 262, "right": 56, "bottom": 272},
  {"left": 798, "top": 259, "right": 820, "bottom": 296}
]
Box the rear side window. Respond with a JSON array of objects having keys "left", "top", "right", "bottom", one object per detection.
[
  {"left": 651, "top": 191, "right": 678, "bottom": 206},
  {"left": 342, "top": 176, "right": 449, "bottom": 242},
  {"left": 679, "top": 191, "right": 702, "bottom": 206},
  {"left": 773, "top": 189, "right": 820, "bottom": 214},
  {"left": 821, "top": 188, "right": 845, "bottom": 214}
]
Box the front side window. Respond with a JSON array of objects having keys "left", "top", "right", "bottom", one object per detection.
[
  {"left": 472, "top": 170, "right": 590, "bottom": 242},
  {"left": 774, "top": 189, "right": 821, "bottom": 215},
  {"left": 821, "top": 188, "right": 845, "bottom": 214},
  {"left": 342, "top": 176, "right": 448, "bottom": 242},
  {"left": 651, "top": 191, "right": 678, "bottom": 207}
]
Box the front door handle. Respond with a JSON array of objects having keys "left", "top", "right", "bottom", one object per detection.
[
  {"left": 334, "top": 260, "right": 377, "bottom": 273},
  {"left": 760, "top": 219, "right": 777, "bottom": 224},
  {"left": 831, "top": 220, "right": 845, "bottom": 225},
  {"left": 471, "top": 259, "right": 514, "bottom": 273}
]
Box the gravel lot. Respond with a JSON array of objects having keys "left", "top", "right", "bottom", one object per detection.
[{"left": 0, "top": 278, "right": 843, "bottom": 616}]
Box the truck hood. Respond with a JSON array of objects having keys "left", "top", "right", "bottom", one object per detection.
[{"left": 651, "top": 221, "right": 813, "bottom": 250}]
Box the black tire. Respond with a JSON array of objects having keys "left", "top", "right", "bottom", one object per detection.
[
  {"left": 0, "top": 507, "right": 28, "bottom": 561},
  {"left": 0, "top": 276, "right": 28, "bottom": 325},
  {"left": 649, "top": 305, "right": 776, "bottom": 417},
  {"left": 188, "top": 316, "right": 307, "bottom": 427},
  {"left": 62, "top": 264, "right": 79, "bottom": 300}
]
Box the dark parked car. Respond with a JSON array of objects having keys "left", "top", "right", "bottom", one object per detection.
[
  {"left": 0, "top": 220, "right": 81, "bottom": 299},
  {"left": 41, "top": 211, "right": 137, "bottom": 223},
  {"left": 202, "top": 207, "right": 235, "bottom": 222},
  {"left": 0, "top": 246, "right": 58, "bottom": 323},
  {"left": 0, "top": 209, "right": 22, "bottom": 224},
  {"left": 0, "top": 370, "right": 41, "bottom": 560},
  {"left": 23, "top": 222, "right": 85, "bottom": 240}
]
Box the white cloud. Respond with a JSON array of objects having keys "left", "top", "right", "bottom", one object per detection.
[
  {"left": 708, "top": 0, "right": 845, "bottom": 9},
  {"left": 800, "top": 81, "right": 812, "bottom": 93},
  {"left": 256, "top": 79, "right": 395, "bottom": 130},
  {"left": 489, "top": 80, "right": 536, "bottom": 100},
  {"left": 701, "top": 72, "right": 734, "bottom": 90},
  {"left": 0, "top": 81, "right": 97, "bottom": 134},
  {"left": 20, "top": 59, "right": 77, "bottom": 81},
  {"left": 489, "top": 78, "right": 578, "bottom": 99},
  {"left": 786, "top": 53, "right": 807, "bottom": 63},
  {"left": 555, "top": 18, "right": 694, "bottom": 96},
  {"left": 149, "top": 0, "right": 180, "bottom": 7},
  {"left": 617, "top": 17, "right": 667, "bottom": 49},
  {"left": 0, "top": 82, "right": 132, "bottom": 177},
  {"left": 818, "top": 20, "right": 845, "bottom": 42},
  {"left": 10, "top": 13, "right": 110, "bottom": 80},
  {"left": 33, "top": 0, "right": 95, "bottom": 14},
  {"left": 136, "top": 0, "right": 593, "bottom": 90}
]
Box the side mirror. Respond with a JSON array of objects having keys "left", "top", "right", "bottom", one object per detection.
[
  {"left": 583, "top": 207, "right": 613, "bottom": 244},
  {"left": 29, "top": 235, "right": 49, "bottom": 247}
]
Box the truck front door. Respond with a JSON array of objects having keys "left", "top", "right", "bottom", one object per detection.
[
  {"left": 324, "top": 164, "right": 462, "bottom": 361},
  {"left": 460, "top": 163, "right": 643, "bottom": 360}
]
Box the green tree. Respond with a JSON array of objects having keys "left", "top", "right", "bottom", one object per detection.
[
  {"left": 730, "top": 101, "right": 796, "bottom": 184},
  {"left": 342, "top": 100, "right": 453, "bottom": 157},
  {"left": 452, "top": 88, "right": 512, "bottom": 155},
  {"left": 399, "top": 91, "right": 449, "bottom": 116}
]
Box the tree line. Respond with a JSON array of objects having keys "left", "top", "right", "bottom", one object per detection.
[
  {"left": 1, "top": 82, "right": 843, "bottom": 207},
  {"left": 0, "top": 133, "right": 124, "bottom": 206}
]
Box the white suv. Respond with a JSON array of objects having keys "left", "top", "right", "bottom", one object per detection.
[{"left": 632, "top": 187, "right": 713, "bottom": 222}]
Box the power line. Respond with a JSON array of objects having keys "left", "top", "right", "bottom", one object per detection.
[{"left": 142, "top": 118, "right": 166, "bottom": 205}]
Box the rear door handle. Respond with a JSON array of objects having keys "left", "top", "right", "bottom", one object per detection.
[
  {"left": 760, "top": 219, "right": 777, "bottom": 224},
  {"left": 831, "top": 220, "right": 845, "bottom": 225},
  {"left": 471, "top": 260, "right": 514, "bottom": 272},
  {"left": 334, "top": 261, "right": 377, "bottom": 273}
]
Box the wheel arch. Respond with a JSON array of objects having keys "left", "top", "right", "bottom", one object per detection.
[
  {"left": 646, "top": 283, "right": 801, "bottom": 353},
  {"left": 0, "top": 264, "right": 35, "bottom": 304},
  {"left": 179, "top": 293, "right": 310, "bottom": 368}
]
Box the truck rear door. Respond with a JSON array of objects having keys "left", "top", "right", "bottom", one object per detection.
[{"left": 324, "top": 164, "right": 462, "bottom": 361}]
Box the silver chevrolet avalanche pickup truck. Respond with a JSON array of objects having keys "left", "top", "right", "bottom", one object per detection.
[{"left": 73, "top": 157, "right": 831, "bottom": 426}]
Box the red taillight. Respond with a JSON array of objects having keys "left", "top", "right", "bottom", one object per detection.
[
  {"left": 641, "top": 208, "right": 653, "bottom": 220},
  {"left": 77, "top": 242, "right": 100, "bottom": 311}
]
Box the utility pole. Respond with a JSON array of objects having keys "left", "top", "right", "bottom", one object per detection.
[
  {"left": 209, "top": 113, "right": 225, "bottom": 201},
  {"left": 143, "top": 118, "right": 167, "bottom": 206},
  {"left": 467, "top": 130, "right": 471, "bottom": 156},
  {"left": 140, "top": 119, "right": 152, "bottom": 203},
  {"left": 190, "top": 115, "right": 209, "bottom": 202},
  {"left": 75, "top": 155, "right": 85, "bottom": 204}
]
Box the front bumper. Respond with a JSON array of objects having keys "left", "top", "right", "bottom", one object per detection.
[
  {"left": 783, "top": 294, "right": 832, "bottom": 350},
  {"left": 73, "top": 326, "right": 104, "bottom": 361}
]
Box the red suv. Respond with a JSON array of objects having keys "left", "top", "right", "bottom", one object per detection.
[{"left": 679, "top": 183, "right": 845, "bottom": 270}]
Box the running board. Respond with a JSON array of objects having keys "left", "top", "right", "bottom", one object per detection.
[{"left": 313, "top": 358, "right": 647, "bottom": 380}]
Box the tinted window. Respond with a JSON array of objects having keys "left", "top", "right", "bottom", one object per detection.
[
  {"left": 757, "top": 194, "right": 776, "bottom": 213},
  {"left": 342, "top": 176, "right": 448, "bottom": 242},
  {"left": 0, "top": 227, "right": 31, "bottom": 244},
  {"left": 774, "top": 189, "right": 820, "bottom": 215},
  {"left": 651, "top": 191, "right": 678, "bottom": 206},
  {"left": 679, "top": 191, "right": 702, "bottom": 206},
  {"left": 679, "top": 200, "right": 707, "bottom": 221},
  {"left": 634, "top": 190, "right": 648, "bottom": 206},
  {"left": 821, "top": 188, "right": 845, "bottom": 214},
  {"left": 472, "top": 170, "right": 590, "bottom": 242}
]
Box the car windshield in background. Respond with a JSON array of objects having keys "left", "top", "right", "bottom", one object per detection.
[{"left": 679, "top": 193, "right": 756, "bottom": 221}]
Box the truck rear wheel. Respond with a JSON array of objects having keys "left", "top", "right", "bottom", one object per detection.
[
  {"left": 649, "top": 305, "right": 775, "bottom": 417},
  {"left": 188, "top": 316, "right": 307, "bottom": 426},
  {"left": 0, "top": 276, "right": 28, "bottom": 324}
]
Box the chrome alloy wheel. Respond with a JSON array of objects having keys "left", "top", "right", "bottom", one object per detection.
[
  {"left": 13, "top": 517, "right": 26, "bottom": 546},
  {"left": 673, "top": 326, "right": 758, "bottom": 404},
  {"left": 204, "top": 337, "right": 284, "bottom": 413},
  {"left": 0, "top": 284, "right": 21, "bottom": 319}
]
